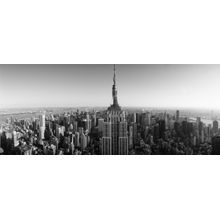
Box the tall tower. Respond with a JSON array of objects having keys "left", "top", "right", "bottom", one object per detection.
[
  {"left": 12, "top": 130, "right": 19, "bottom": 147},
  {"left": 112, "top": 64, "right": 120, "bottom": 107},
  {"left": 39, "top": 112, "right": 46, "bottom": 142},
  {"left": 39, "top": 112, "right": 46, "bottom": 128},
  {"left": 101, "top": 65, "right": 128, "bottom": 155},
  {"left": 108, "top": 64, "right": 121, "bottom": 111}
]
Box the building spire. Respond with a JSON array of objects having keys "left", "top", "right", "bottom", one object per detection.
[
  {"left": 113, "top": 64, "right": 116, "bottom": 85},
  {"left": 107, "top": 64, "right": 121, "bottom": 111}
]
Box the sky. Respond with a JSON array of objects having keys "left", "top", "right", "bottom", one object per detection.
[{"left": 1, "top": 64, "right": 220, "bottom": 109}]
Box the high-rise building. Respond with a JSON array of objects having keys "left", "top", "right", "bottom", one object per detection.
[
  {"left": 73, "top": 121, "right": 78, "bottom": 132},
  {"left": 128, "top": 125, "right": 133, "bottom": 150},
  {"left": 78, "top": 127, "right": 87, "bottom": 150},
  {"left": 92, "top": 112, "right": 97, "bottom": 127},
  {"left": 75, "top": 132, "right": 80, "bottom": 147},
  {"left": 12, "top": 130, "right": 19, "bottom": 147},
  {"left": 176, "top": 110, "right": 180, "bottom": 123},
  {"left": 80, "top": 133, "right": 87, "bottom": 150},
  {"left": 142, "top": 112, "right": 151, "bottom": 128},
  {"left": 39, "top": 112, "right": 46, "bottom": 128},
  {"left": 86, "top": 113, "right": 92, "bottom": 133},
  {"left": 39, "top": 126, "right": 45, "bottom": 141},
  {"left": 153, "top": 123, "right": 160, "bottom": 141},
  {"left": 101, "top": 122, "right": 112, "bottom": 155},
  {"left": 39, "top": 112, "right": 46, "bottom": 141},
  {"left": 55, "top": 124, "right": 60, "bottom": 139},
  {"left": 213, "top": 120, "right": 218, "bottom": 135},
  {"left": 201, "top": 130, "right": 205, "bottom": 143},
  {"left": 207, "top": 124, "right": 212, "bottom": 143},
  {"left": 159, "top": 120, "right": 166, "bottom": 138},
  {"left": 132, "top": 122, "right": 138, "bottom": 145},
  {"left": 212, "top": 136, "right": 220, "bottom": 155},
  {"left": 101, "top": 65, "right": 128, "bottom": 155},
  {"left": 98, "top": 118, "right": 104, "bottom": 133},
  {"left": 132, "top": 113, "right": 136, "bottom": 123}
]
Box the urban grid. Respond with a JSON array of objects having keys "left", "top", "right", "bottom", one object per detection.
[{"left": 1, "top": 65, "right": 220, "bottom": 155}]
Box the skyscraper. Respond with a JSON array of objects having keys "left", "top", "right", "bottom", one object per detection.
[
  {"left": 213, "top": 120, "right": 218, "bottom": 135},
  {"left": 132, "top": 113, "right": 136, "bottom": 123},
  {"left": 98, "top": 118, "right": 104, "bottom": 133},
  {"left": 92, "top": 112, "right": 97, "bottom": 127},
  {"left": 39, "top": 112, "right": 46, "bottom": 128},
  {"left": 101, "top": 65, "right": 128, "bottom": 155},
  {"left": 86, "top": 113, "right": 92, "bottom": 133},
  {"left": 39, "top": 112, "right": 46, "bottom": 141},
  {"left": 12, "top": 130, "right": 19, "bottom": 147},
  {"left": 80, "top": 132, "right": 87, "bottom": 150},
  {"left": 39, "top": 126, "right": 45, "bottom": 141},
  {"left": 128, "top": 125, "right": 134, "bottom": 150},
  {"left": 176, "top": 110, "right": 180, "bottom": 123}
]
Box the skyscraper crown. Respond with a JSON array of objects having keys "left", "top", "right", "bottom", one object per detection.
[{"left": 107, "top": 64, "right": 121, "bottom": 112}]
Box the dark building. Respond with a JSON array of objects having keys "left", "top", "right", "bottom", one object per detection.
[
  {"left": 159, "top": 120, "right": 166, "bottom": 138},
  {"left": 212, "top": 136, "right": 220, "bottom": 155},
  {"left": 213, "top": 120, "right": 218, "bottom": 135}
]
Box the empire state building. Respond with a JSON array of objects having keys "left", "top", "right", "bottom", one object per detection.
[
  {"left": 100, "top": 65, "right": 128, "bottom": 155},
  {"left": 107, "top": 65, "right": 121, "bottom": 112}
]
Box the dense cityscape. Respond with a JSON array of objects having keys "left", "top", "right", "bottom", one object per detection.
[{"left": 1, "top": 65, "right": 220, "bottom": 155}]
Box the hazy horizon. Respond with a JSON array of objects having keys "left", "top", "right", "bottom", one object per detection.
[
  {"left": 1, "top": 64, "right": 220, "bottom": 109},
  {"left": 0, "top": 106, "right": 219, "bottom": 111}
]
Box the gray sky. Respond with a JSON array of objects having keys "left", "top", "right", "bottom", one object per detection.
[{"left": 1, "top": 64, "right": 220, "bottom": 109}]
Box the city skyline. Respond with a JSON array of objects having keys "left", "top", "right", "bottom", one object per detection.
[
  {"left": 1, "top": 64, "right": 220, "bottom": 109},
  {"left": 1, "top": 65, "right": 220, "bottom": 155}
]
